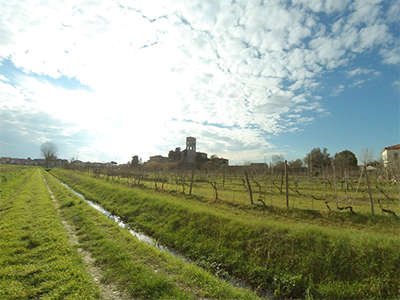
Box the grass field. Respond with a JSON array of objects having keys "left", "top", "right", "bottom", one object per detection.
[
  {"left": 0, "top": 167, "right": 262, "bottom": 300},
  {"left": 0, "top": 167, "right": 100, "bottom": 299},
  {"left": 51, "top": 167, "right": 400, "bottom": 299}
]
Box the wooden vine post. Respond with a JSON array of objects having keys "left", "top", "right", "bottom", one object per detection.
[
  {"left": 244, "top": 171, "right": 254, "bottom": 205},
  {"left": 222, "top": 164, "right": 226, "bottom": 187},
  {"left": 333, "top": 162, "right": 338, "bottom": 208},
  {"left": 270, "top": 162, "right": 273, "bottom": 205},
  {"left": 189, "top": 166, "right": 195, "bottom": 195},
  {"left": 285, "top": 160, "right": 289, "bottom": 209},
  {"left": 309, "top": 154, "right": 314, "bottom": 209},
  {"left": 364, "top": 164, "right": 375, "bottom": 215}
]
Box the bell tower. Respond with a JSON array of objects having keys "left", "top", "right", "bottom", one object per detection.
[{"left": 186, "top": 137, "right": 196, "bottom": 163}]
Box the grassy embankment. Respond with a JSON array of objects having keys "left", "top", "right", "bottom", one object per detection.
[
  {"left": 43, "top": 168, "right": 261, "bottom": 300},
  {"left": 0, "top": 167, "right": 101, "bottom": 299},
  {"left": 52, "top": 168, "right": 400, "bottom": 299},
  {"left": 1, "top": 167, "right": 261, "bottom": 299}
]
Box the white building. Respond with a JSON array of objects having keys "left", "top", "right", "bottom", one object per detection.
[{"left": 381, "top": 144, "right": 400, "bottom": 168}]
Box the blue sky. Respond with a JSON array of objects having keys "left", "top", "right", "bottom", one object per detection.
[{"left": 0, "top": 0, "right": 399, "bottom": 165}]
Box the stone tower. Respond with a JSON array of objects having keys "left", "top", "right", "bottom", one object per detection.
[{"left": 186, "top": 137, "right": 196, "bottom": 163}]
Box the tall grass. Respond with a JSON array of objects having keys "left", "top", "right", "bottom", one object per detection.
[
  {"left": 0, "top": 168, "right": 100, "bottom": 299},
  {"left": 52, "top": 168, "right": 400, "bottom": 299}
]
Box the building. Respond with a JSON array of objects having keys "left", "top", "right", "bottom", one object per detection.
[
  {"left": 381, "top": 144, "right": 400, "bottom": 168},
  {"left": 197, "top": 152, "right": 208, "bottom": 162},
  {"left": 186, "top": 137, "right": 196, "bottom": 163},
  {"left": 149, "top": 155, "right": 168, "bottom": 163},
  {"left": 0, "top": 157, "right": 11, "bottom": 164},
  {"left": 150, "top": 137, "right": 228, "bottom": 168},
  {"left": 0, "top": 157, "right": 66, "bottom": 166}
]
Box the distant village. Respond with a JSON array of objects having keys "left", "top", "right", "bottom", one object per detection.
[
  {"left": 1, "top": 139, "right": 399, "bottom": 174},
  {"left": 0, "top": 137, "right": 230, "bottom": 169},
  {"left": 0, "top": 157, "right": 68, "bottom": 166}
]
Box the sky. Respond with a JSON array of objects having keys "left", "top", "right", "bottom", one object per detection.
[{"left": 0, "top": 0, "right": 399, "bottom": 165}]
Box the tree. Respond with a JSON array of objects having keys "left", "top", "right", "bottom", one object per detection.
[
  {"left": 288, "top": 158, "right": 303, "bottom": 170},
  {"left": 131, "top": 155, "right": 139, "bottom": 168},
  {"left": 40, "top": 142, "right": 58, "bottom": 167},
  {"left": 334, "top": 150, "right": 358, "bottom": 171},
  {"left": 271, "top": 154, "right": 285, "bottom": 172},
  {"left": 210, "top": 154, "right": 221, "bottom": 165},
  {"left": 210, "top": 154, "right": 219, "bottom": 160},
  {"left": 304, "top": 147, "right": 331, "bottom": 172}
]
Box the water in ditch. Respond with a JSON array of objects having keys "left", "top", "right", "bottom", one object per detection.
[{"left": 60, "top": 182, "right": 273, "bottom": 299}]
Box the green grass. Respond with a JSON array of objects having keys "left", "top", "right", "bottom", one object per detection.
[
  {"left": 0, "top": 164, "right": 31, "bottom": 172},
  {"left": 0, "top": 168, "right": 100, "bottom": 299},
  {"left": 1, "top": 167, "right": 261, "bottom": 299},
  {"left": 51, "top": 168, "right": 400, "bottom": 299},
  {"left": 0, "top": 165, "right": 32, "bottom": 186},
  {"left": 43, "top": 170, "right": 262, "bottom": 299}
]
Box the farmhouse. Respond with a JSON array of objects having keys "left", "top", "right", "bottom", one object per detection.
[{"left": 381, "top": 144, "right": 400, "bottom": 168}]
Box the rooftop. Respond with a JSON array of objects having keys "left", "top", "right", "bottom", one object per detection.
[{"left": 382, "top": 144, "right": 400, "bottom": 152}]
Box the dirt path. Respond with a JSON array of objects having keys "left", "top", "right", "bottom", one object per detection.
[{"left": 42, "top": 177, "right": 132, "bottom": 300}]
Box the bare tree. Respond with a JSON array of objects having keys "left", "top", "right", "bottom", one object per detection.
[{"left": 40, "top": 142, "right": 58, "bottom": 167}]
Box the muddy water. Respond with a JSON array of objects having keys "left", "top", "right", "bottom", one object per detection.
[{"left": 60, "top": 182, "right": 273, "bottom": 299}]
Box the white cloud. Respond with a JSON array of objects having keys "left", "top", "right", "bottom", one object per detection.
[
  {"left": 349, "top": 79, "right": 366, "bottom": 88},
  {"left": 292, "top": 0, "right": 351, "bottom": 14},
  {"left": 330, "top": 85, "right": 345, "bottom": 96},
  {"left": 348, "top": 0, "right": 383, "bottom": 26},
  {"left": 0, "top": 0, "right": 398, "bottom": 163},
  {"left": 354, "top": 24, "right": 390, "bottom": 52},
  {"left": 0, "top": 74, "right": 9, "bottom": 82},
  {"left": 346, "top": 68, "right": 380, "bottom": 77},
  {"left": 380, "top": 47, "right": 400, "bottom": 65},
  {"left": 385, "top": 1, "right": 400, "bottom": 23}
]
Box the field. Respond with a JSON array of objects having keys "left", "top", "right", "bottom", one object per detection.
[
  {"left": 0, "top": 166, "right": 100, "bottom": 299},
  {"left": 1, "top": 165, "right": 399, "bottom": 299},
  {"left": 50, "top": 166, "right": 400, "bottom": 299},
  {"left": 0, "top": 166, "right": 262, "bottom": 300},
  {"left": 71, "top": 163, "right": 400, "bottom": 215}
]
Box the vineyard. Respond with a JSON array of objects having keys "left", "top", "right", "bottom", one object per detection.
[
  {"left": 66, "top": 163, "right": 400, "bottom": 216},
  {"left": 52, "top": 165, "right": 400, "bottom": 299}
]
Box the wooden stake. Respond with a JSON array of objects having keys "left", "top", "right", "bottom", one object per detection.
[
  {"left": 189, "top": 166, "right": 195, "bottom": 195},
  {"left": 244, "top": 171, "right": 253, "bottom": 205},
  {"left": 285, "top": 160, "right": 289, "bottom": 209},
  {"left": 364, "top": 165, "right": 375, "bottom": 215}
]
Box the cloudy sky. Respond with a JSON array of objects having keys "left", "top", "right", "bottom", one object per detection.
[{"left": 0, "top": 0, "right": 399, "bottom": 165}]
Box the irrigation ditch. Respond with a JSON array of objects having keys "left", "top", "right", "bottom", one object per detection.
[{"left": 59, "top": 181, "right": 274, "bottom": 299}]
